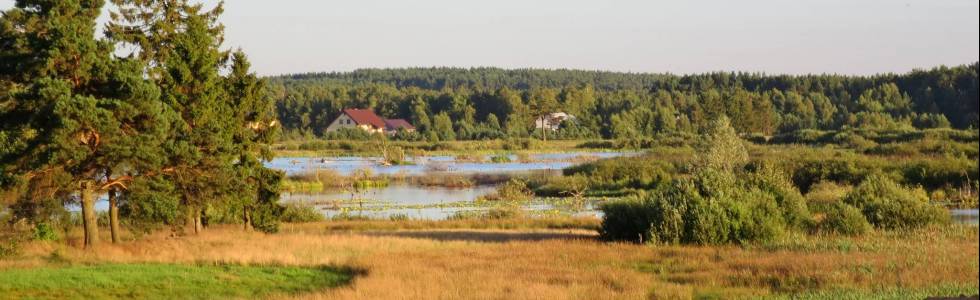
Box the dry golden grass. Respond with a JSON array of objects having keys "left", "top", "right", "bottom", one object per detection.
[{"left": 2, "top": 221, "right": 977, "bottom": 300}]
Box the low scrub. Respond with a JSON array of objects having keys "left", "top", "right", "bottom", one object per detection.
[
  {"left": 410, "top": 174, "right": 475, "bottom": 188},
  {"left": 279, "top": 203, "right": 326, "bottom": 223},
  {"left": 812, "top": 202, "right": 871, "bottom": 236},
  {"left": 843, "top": 174, "right": 949, "bottom": 229},
  {"left": 448, "top": 207, "right": 526, "bottom": 220},
  {"left": 564, "top": 155, "right": 673, "bottom": 191},
  {"left": 600, "top": 165, "right": 812, "bottom": 245},
  {"left": 480, "top": 179, "right": 534, "bottom": 202},
  {"left": 600, "top": 118, "right": 811, "bottom": 245},
  {"left": 804, "top": 181, "right": 852, "bottom": 205}
]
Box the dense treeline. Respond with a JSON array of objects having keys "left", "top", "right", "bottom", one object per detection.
[
  {"left": 270, "top": 64, "right": 979, "bottom": 140},
  {"left": 0, "top": 0, "right": 281, "bottom": 247}
]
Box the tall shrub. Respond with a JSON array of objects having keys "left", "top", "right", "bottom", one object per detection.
[{"left": 843, "top": 174, "right": 948, "bottom": 229}]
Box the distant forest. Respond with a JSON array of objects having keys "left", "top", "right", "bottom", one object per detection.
[{"left": 267, "top": 63, "right": 979, "bottom": 141}]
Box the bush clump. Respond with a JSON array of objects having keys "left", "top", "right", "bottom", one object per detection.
[
  {"left": 563, "top": 156, "right": 672, "bottom": 190},
  {"left": 32, "top": 223, "right": 59, "bottom": 241},
  {"left": 598, "top": 197, "right": 659, "bottom": 242},
  {"left": 600, "top": 117, "right": 810, "bottom": 245},
  {"left": 279, "top": 203, "right": 325, "bottom": 223},
  {"left": 843, "top": 174, "right": 949, "bottom": 229},
  {"left": 814, "top": 202, "right": 871, "bottom": 236},
  {"left": 481, "top": 179, "right": 533, "bottom": 202}
]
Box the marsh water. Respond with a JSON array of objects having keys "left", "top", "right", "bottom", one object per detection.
[
  {"left": 272, "top": 152, "right": 632, "bottom": 220},
  {"left": 66, "top": 151, "right": 980, "bottom": 223},
  {"left": 266, "top": 152, "right": 631, "bottom": 176}
]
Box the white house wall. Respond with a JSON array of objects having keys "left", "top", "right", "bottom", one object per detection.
[{"left": 325, "top": 114, "right": 357, "bottom": 132}]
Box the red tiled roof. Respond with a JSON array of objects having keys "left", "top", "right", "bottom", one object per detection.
[
  {"left": 343, "top": 109, "right": 387, "bottom": 128},
  {"left": 384, "top": 119, "right": 415, "bottom": 130}
]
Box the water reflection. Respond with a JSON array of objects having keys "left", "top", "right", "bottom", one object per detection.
[
  {"left": 268, "top": 152, "right": 630, "bottom": 219},
  {"left": 280, "top": 184, "right": 604, "bottom": 220},
  {"left": 951, "top": 209, "right": 979, "bottom": 226},
  {"left": 265, "top": 152, "right": 636, "bottom": 176}
]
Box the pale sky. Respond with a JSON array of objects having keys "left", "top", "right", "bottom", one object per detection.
[{"left": 2, "top": 0, "right": 979, "bottom": 76}]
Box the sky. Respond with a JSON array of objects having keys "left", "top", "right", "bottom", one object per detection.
[{"left": 2, "top": 0, "right": 978, "bottom": 76}]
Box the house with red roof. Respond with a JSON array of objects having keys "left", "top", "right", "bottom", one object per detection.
[{"left": 325, "top": 108, "right": 415, "bottom": 135}]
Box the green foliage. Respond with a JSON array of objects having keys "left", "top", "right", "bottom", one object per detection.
[
  {"left": 530, "top": 174, "right": 590, "bottom": 197},
  {"left": 449, "top": 206, "right": 525, "bottom": 220},
  {"left": 481, "top": 179, "right": 533, "bottom": 202},
  {"left": 804, "top": 181, "right": 852, "bottom": 205},
  {"left": 746, "top": 163, "right": 811, "bottom": 229},
  {"left": 120, "top": 176, "right": 181, "bottom": 233},
  {"left": 31, "top": 223, "right": 59, "bottom": 241},
  {"left": 103, "top": 1, "right": 285, "bottom": 233},
  {"left": 432, "top": 112, "right": 456, "bottom": 141},
  {"left": 598, "top": 197, "right": 660, "bottom": 243},
  {"left": 489, "top": 154, "right": 512, "bottom": 163},
  {"left": 843, "top": 174, "right": 948, "bottom": 229},
  {"left": 0, "top": 0, "right": 173, "bottom": 246},
  {"left": 270, "top": 63, "right": 979, "bottom": 142},
  {"left": 502, "top": 138, "right": 540, "bottom": 150},
  {"left": 280, "top": 203, "right": 325, "bottom": 223},
  {"left": 564, "top": 156, "right": 672, "bottom": 191},
  {"left": 600, "top": 119, "right": 811, "bottom": 245},
  {"left": 699, "top": 116, "right": 749, "bottom": 172},
  {"left": 813, "top": 202, "right": 871, "bottom": 236},
  {"left": 323, "top": 127, "right": 378, "bottom": 140}
]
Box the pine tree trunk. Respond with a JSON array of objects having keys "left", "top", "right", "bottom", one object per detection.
[
  {"left": 194, "top": 208, "right": 202, "bottom": 234},
  {"left": 184, "top": 204, "right": 197, "bottom": 235},
  {"left": 109, "top": 188, "right": 120, "bottom": 243},
  {"left": 81, "top": 186, "right": 99, "bottom": 248},
  {"left": 243, "top": 207, "right": 253, "bottom": 231},
  {"left": 539, "top": 116, "right": 548, "bottom": 141}
]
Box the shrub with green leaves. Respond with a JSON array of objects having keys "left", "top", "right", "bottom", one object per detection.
[
  {"left": 563, "top": 156, "right": 672, "bottom": 191},
  {"left": 805, "top": 181, "right": 852, "bottom": 205},
  {"left": 843, "top": 174, "right": 948, "bottom": 229},
  {"left": 32, "top": 223, "right": 59, "bottom": 241},
  {"left": 814, "top": 202, "right": 871, "bottom": 236},
  {"left": 280, "top": 203, "right": 325, "bottom": 223},
  {"left": 482, "top": 179, "right": 533, "bottom": 202},
  {"left": 600, "top": 118, "right": 810, "bottom": 245},
  {"left": 598, "top": 197, "right": 659, "bottom": 243},
  {"left": 120, "top": 177, "right": 182, "bottom": 233}
]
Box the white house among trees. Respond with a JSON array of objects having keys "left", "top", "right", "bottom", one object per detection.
[{"left": 534, "top": 112, "right": 575, "bottom": 131}]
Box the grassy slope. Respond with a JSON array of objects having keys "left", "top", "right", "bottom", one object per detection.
[
  {"left": 0, "top": 263, "right": 353, "bottom": 300},
  {"left": 1, "top": 221, "right": 976, "bottom": 299}
]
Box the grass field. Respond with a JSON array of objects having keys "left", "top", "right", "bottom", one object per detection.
[
  {"left": 0, "top": 263, "right": 353, "bottom": 300},
  {"left": 1, "top": 219, "right": 976, "bottom": 299}
]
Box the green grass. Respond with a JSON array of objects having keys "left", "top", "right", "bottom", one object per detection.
[
  {"left": 756, "top": 283, "right": 979, "bottom": 300},
  {"left": 0, "top": 263, "right": 355, "bottom": 300}
]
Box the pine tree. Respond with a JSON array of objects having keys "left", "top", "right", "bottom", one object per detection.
[
  {"left": 109, "top": 1, "right": 282, "bottom": 233},
  {"left": 0, "top": 0, "right": 171, "bottom": 247},
  {"left": 109, "top": 0, "right": 235, "bottom": 234},
  {"left": 225, "top": 51, "right": 283, "bottom": 232}
]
